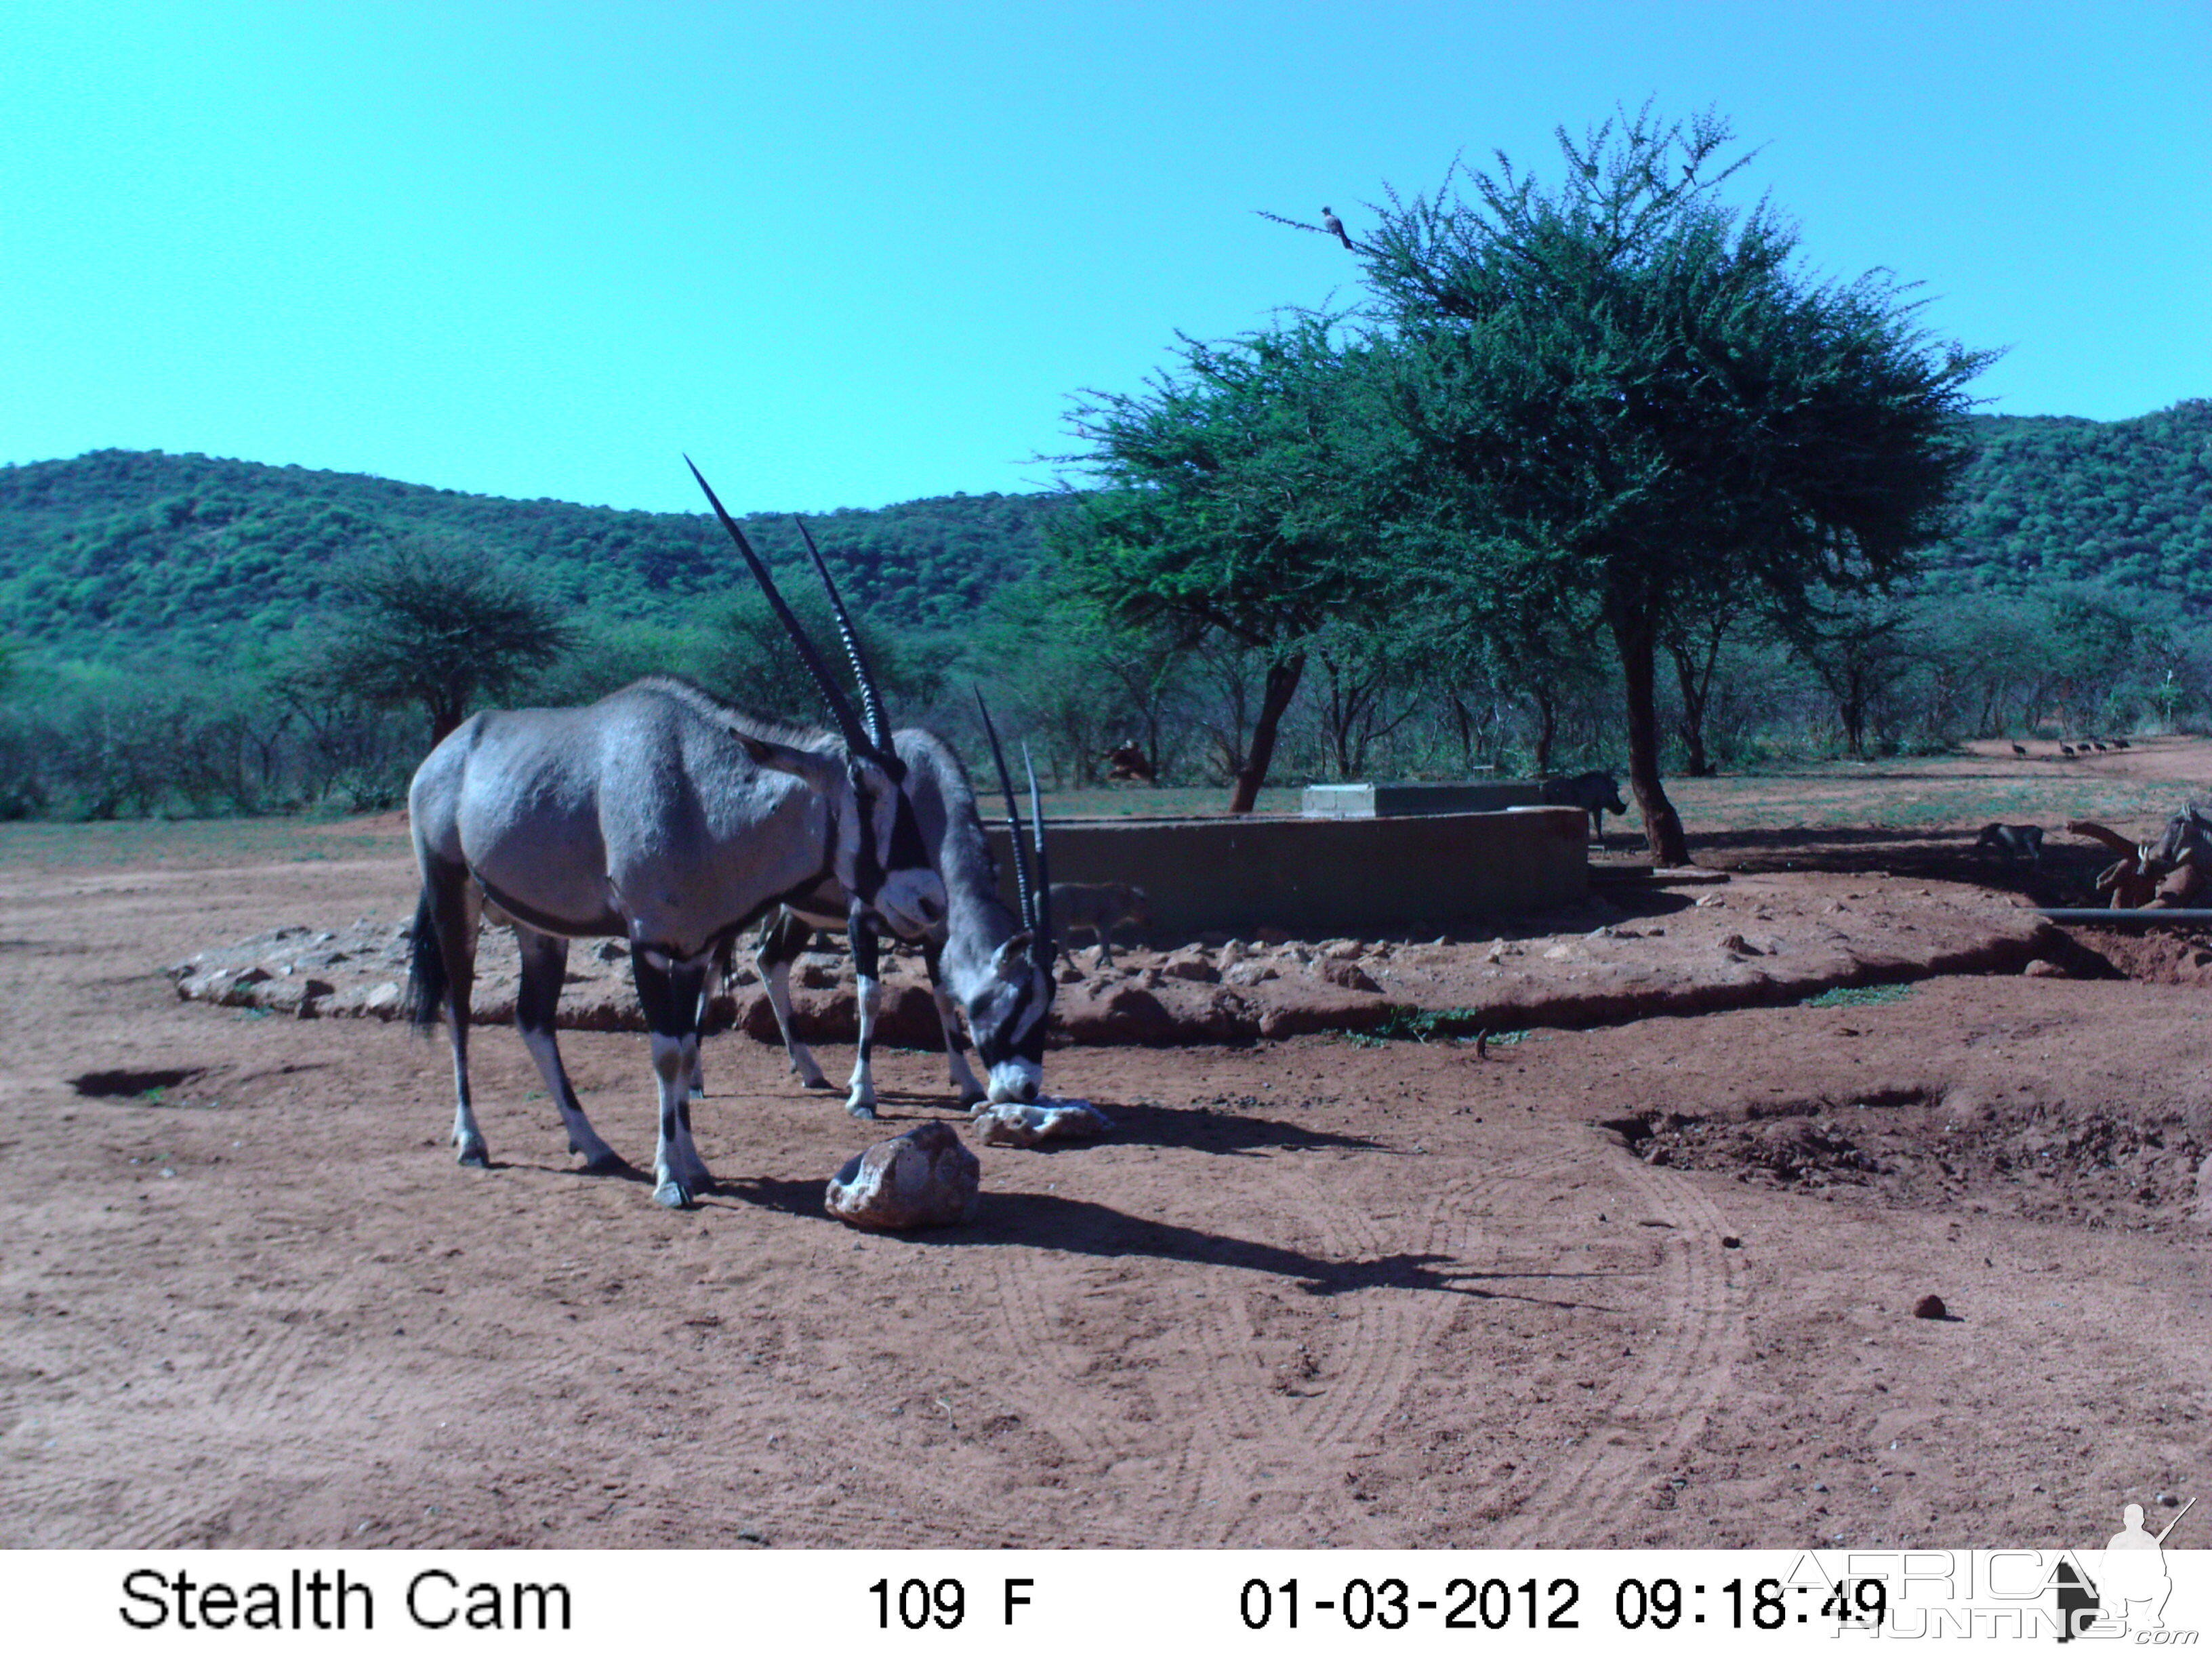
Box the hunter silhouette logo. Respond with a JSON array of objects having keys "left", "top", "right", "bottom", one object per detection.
[{"left": 2059, "top": 1495, "right": 2196, "bottom": 1641}]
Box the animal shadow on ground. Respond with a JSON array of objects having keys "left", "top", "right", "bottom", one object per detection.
[
  {"left": 709, "top": 1177, "right": 1619, "bottom": 1309},
  {"left": 1078, "top": 1098, "right": 1382, "bottom": 1158},
  {"left": 963, "top": 1193, "right": 1625, "bottom": 1310}
]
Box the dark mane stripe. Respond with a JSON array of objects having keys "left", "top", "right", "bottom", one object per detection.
[{"left": 631, "top": 674, "right": 840, "bottom": 755}]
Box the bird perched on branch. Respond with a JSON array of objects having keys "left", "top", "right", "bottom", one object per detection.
[{"left": 1320, "top": 205, "right": 1352, "bottom": 249}]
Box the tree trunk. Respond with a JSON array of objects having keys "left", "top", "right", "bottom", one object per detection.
[
  {"left": 1228, "top": 653, "right": 1306, "bottom": 814},
  {"left": 1531, "top": 684, "right": 1559, "bottom": 775},
  {"left": 1612, "top": 607, "right": 1689, "bottom": 866},
  {"left": 428, "top": 695, "right": 467, "bottom": 748},
  {"left": 1666, "top": 626, "right": 1723, "bottom": 777},
  {"left": 1839, "top": 663, "right": 1869, "bottom": 758},
  {"left": 1448, "top": 694, "right": 1476, "bottom": 772}
]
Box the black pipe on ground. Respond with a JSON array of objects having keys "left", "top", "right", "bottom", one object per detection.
[{"left": 2038, "top": 908, "right": 2212, "bottom": 926}]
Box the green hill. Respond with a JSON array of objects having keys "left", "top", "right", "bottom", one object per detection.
[
  {"left": 0, "top": 448, "right": 1067, "bottom": 661},
  {"left": 1929, "top": 399, "right": 2212, "bottom": 599},
  {"left": 3, "top": 400, "right": 2207, "bottom": 664}
]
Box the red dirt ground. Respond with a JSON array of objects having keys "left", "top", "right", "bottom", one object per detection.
[{"left": 3, "top": 747, "right": 2208, "bottom": 1551}]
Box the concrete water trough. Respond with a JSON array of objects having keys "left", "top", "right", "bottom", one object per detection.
[
  {"left": 985, "top": 805, "right": 1591, "bottom": 938},
  {"left": 1299, "top": 779, "right": 1547, "bottom": 817}
]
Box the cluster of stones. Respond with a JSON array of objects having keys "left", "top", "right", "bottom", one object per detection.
[
  {"left": 1090, "top": 932, "right": 1399, "bottom": 995},
  {"left": 165, "top": 921, "right": 413, "bottom": 1019}
]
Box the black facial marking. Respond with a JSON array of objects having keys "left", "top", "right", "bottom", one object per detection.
[
  {"left": 848, "top": 766, "right": 885, "bottom": 900},
  {"left": 977, "top": 973, "right": 1047, "bottom": 1066},
  {"left": 886, "top": 791, "right": 928, "bottom": 872}
]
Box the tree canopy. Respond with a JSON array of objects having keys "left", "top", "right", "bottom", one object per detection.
[
  {"left": 295, "top": 539, "right": 577, "bottom": 743},
  {"left": 1053, "top": 319, "right": 1392, "bottom": 811},
  {"left": 1338, "top": 104, "right": 1991, "bottom": 861}
]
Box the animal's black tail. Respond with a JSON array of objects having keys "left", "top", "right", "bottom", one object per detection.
[{"left": 403, "top": 887, "right": 447, "bottom": 1033}]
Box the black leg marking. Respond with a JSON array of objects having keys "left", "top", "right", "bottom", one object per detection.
[
  {"left": 515, "top": 928, "right": 622, "bottom": 1173},
  {"left": 634, "top": 949, "right": 714, "bottom": 1207}
]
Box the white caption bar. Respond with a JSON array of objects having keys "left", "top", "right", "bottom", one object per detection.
[{"left": 10, "top": 1549, "right": 2207, "bottom": 1653}]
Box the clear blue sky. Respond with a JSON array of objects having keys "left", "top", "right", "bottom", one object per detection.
[{"left": 5, "top": 1, "right": 2206, "bottom": 514}]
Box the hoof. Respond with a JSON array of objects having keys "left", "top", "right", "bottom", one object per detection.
[
  {"left": 960, "top": 1090, "right": 989, "bottom": 1111},
  {"left": 846, "top": 1100, "right": 879, "bottom": 1121},
  {"left": 653, "top": 1179, "right": 695, "bottom": 1209},
  {"left": 455, "top": 1139, "right": 489, "bottom": 1168}
]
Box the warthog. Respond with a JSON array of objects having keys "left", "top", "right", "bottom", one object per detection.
[
  {"left": 1974, "top": 823, "right": 2044, "bottom": 866},
  {"left": 1049, "top": 881, "right": 1151, "bottom": 969},
  {"left": 1539, "top": 770, "right": 1629, "bottom": 844}
]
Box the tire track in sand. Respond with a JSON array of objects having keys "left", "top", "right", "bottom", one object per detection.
[{"left": 1485, "top": 1141, "right": 1747, "bottom": 1546}]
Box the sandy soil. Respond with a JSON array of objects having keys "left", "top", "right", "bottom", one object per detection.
[{"left": 4, "top": 747, "right": 2209, "bottom": 1551}]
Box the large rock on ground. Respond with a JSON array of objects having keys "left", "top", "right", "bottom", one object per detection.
[{"left": 823, "top": 1122, "right": 981, "bottom": 1231}]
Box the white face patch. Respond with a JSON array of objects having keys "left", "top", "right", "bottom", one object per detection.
[
  {"left": 987, "top": 1057, "right": 1043, "bottom": 1104},
  {"left": 874, "top": 867, "right": 947, "bottom": 939}
]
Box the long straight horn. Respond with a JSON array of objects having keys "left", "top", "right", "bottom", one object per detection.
[
  {"left": 1023, "top": 741, "right": 1053, "bottom": 968},
  {"left": 685, "top": 457, "right": 876, "bottom": 760},
  {"left": 974, "top": 692, "right": 1034, "bottom": 930},
  {"left": 794, "top": 516, "right": 893, "bottom": 756}
]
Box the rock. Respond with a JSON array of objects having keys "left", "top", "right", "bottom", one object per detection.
[
  {"left": 594, "top": 939, "right": 628, "bottom": 962},
  {"left": 1912, "top": 1294, "right": 1948, "bottom": 1320},
  {"left": 823, "top": 1122, "right": 980, "bottom": 1231},
  {"left": 798, "top": 959, "right": 844, "bottom": 989},
  {"left": 1717, "top": 933, "right": 1761, "bottom": 957},
  {"left": 1721, "top": 1235, "right": 1742, "bottom": 1249},
  {"left": 1319, "top": 959, "right": 1381, "bottom": 994},
  {"left": 975, "top": 1099, "right": 1114, "bottom": 1147},
  {"left": 1223, "top": 960, "right": 1279, "bottom": 987},
  {"left": 2022, "top": 958, "right": 2068, "bottom": 978},
  {"left": 1542, "top": 944, "right": 1575, "bottom": 961},
  {"left": 363, "top": 981, "right": 403, "bottom": 1014},
  {"left": 1053, "top": 981, "right": 1176, "bottom": 1044},
  {"left": 1158, "top": 947, "right": 1220, "bottom": 983}
]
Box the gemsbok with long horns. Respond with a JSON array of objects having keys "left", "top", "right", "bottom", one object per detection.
[
  {"left": 403, "top": 459, "right": 947, "bottom": 1207},
  {"left": 749, "top": 697, "right": 1056, "bottom": 1116}
]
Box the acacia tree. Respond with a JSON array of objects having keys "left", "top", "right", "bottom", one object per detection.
[
  {"left": 302, "top": 538, "right": 575, "bottom": 745},
  {"left": 1332, "top": 105, "right": 1988, "bottom": 863},
  {"left": 1054, "top": 319, "right": 1387, "bottom": 812},
  {"left": 1784, "top": 589, "right": 1924, "bottom": 757}
]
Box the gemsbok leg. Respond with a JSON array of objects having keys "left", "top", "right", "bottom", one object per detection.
[
  {"left": 630, "top": 947, "right": 715, "bottom": 1208},
  {"left": 844, "top": 918, "right": 882, "bottom": 1118},
  {"left": 512, "top": 926, "right": 622, "bottom": 1173},
  {"left": 756, "top": 912, "right": 833, "bottom": 1092},
  {"left": 923, "top": 940, "right": 988, "bottom": 1107},
  {"left": 409, "top": 863, "right": 492, "bottom": 1167}
]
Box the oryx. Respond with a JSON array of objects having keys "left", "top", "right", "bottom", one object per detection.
[
  {"left": 750, "top": 702, "right": 1057, "bottom": 1115},
  {"left": 403, "top": 459, "right": 945, "bottom": 1208}
]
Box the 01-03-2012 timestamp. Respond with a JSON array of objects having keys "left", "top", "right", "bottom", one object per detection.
[{"left": 1234, "top": 1576, "right": 1889, "bottom": 1632}]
